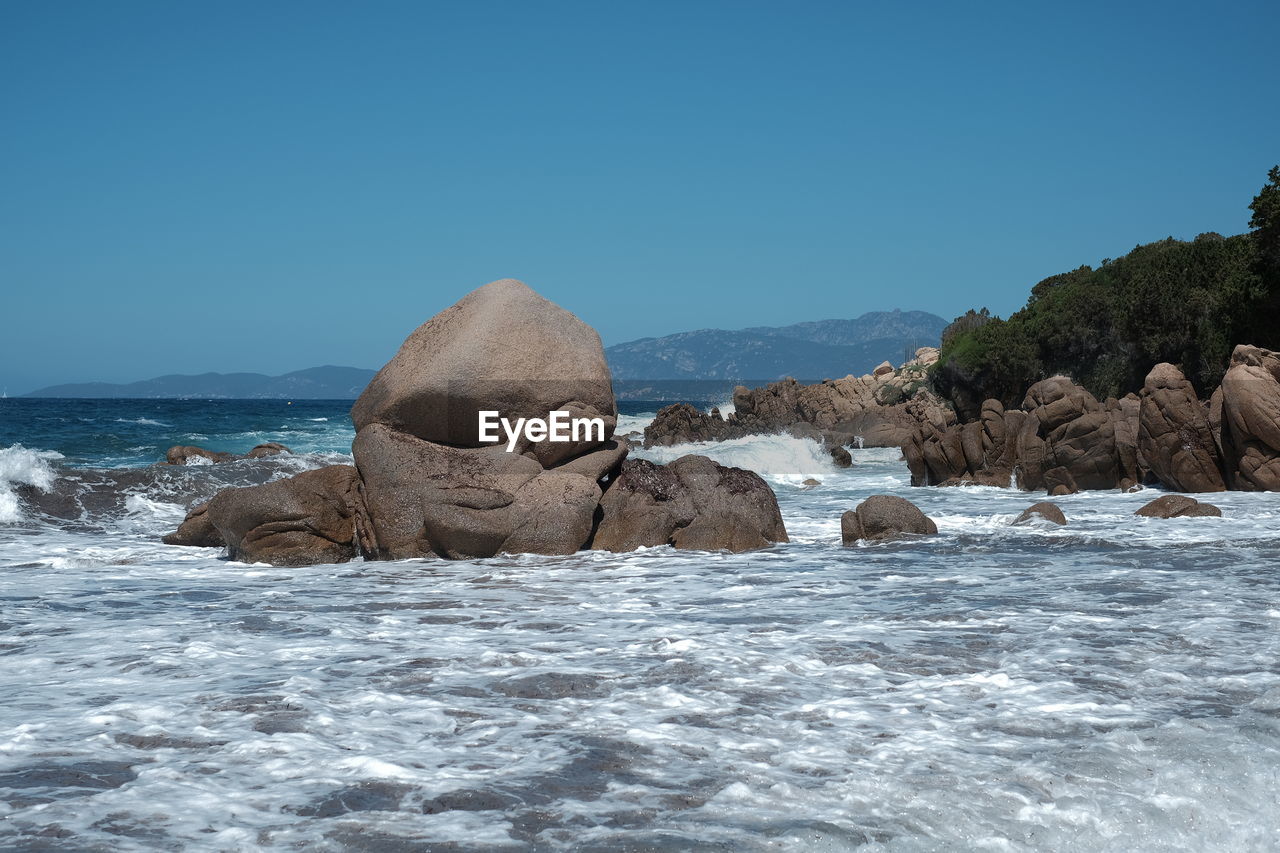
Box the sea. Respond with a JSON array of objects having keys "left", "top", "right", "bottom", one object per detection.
[{"left": 2, "top": 398, "right": 1279, "bottom": 851}]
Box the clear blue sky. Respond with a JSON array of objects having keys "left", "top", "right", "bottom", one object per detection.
[{"left": 2, "top": 0, "right": 1277, "bottom": 393}]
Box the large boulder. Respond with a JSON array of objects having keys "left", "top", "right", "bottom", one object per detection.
[
  {"left": 350, "top": 280, "right": 629, "bottom": 560},
  {"left": 351, "top": 279, "right": 616, "bottom": 461},
  {"left": 206, "top": 465, "right": 363, "bottom": 566},
  {"left": 1020, "top": 377, "right": 1123, "bottom": 492},
  {"left": 841, "top": 495, "right": 938, "bottom": 544},
  {"left": 590, "top": 456, "right": 788, "bottom": 553},
  {"left": 1137, "top": 363, "right": 1225, "bottom": 492},
  {"left": 354, "top": 424, "right": 607, "bottom": 559},
  {"left": 1219, "top": 345, "right": 1280, "bottom": 491}
]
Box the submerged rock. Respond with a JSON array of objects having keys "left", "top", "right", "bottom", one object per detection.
[
  {"left": 164, "top": 443, "right": 292, "bottom": 465},
  {"left": 591, "top": 456, "right": 788, "bottom": 553},
  {"left": 1012, "top": 501, "right": 1067, "bottom": 526},
  {"left": 841, "top": 495, "right": 938, "bottom": 544},
  {"left": 1135, "top": 494, "right": 1223, "bottom": 519}
]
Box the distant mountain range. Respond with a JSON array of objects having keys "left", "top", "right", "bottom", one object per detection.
[
  {"left": 24, "top": 310, "right": 947, "bottom": 399},
  {"left": 605, "top": 310, "right": 948, "bottom": 382},
  {"left": 26, "top": 366, "right": 377, "bottom": 399}
]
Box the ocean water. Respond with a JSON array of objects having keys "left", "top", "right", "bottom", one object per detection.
[{"left": 2, "top": 398, "right": 1280, "bottom": 851}]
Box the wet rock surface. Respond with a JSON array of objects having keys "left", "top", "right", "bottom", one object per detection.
[
  {"left": 1135, "top": 495, "right": 1223, "bottom": 519},
  {"left": 841, "top": 495, "right": 938, "bottom": 543},
  {"left": 206, "top": 465, "right": 363, "bottom": 566},
  {"left": 1012, "top": 501, "right": 1067, "bottom": 526},
  {"left": 591, "top": 456, "right": 788, "bottom": 553}
]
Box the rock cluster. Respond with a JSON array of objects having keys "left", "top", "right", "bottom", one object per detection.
[
  {"left": 165, "top": 280, "right": 787, "bottom": 565},
  {"left": 644, "top": 348, "right": 947, "bottom": 452},
  {"left": 165, "top": 443, "right": 291, "bottom": 465},
  {"left": 646, "top": 342, "right": 1280, "bottom": 498}
]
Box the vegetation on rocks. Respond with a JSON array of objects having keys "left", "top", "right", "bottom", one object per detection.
[{"left": 935, "top": 167, "right": 1280, "bottom": 416}]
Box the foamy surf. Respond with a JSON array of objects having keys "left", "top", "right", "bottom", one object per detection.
[{"left": 3, "top": 399, "right": 1280, "bottom": 850}]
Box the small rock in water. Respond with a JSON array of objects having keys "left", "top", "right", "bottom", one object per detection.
[
  {"left": 841, "top": 495, "right": 937, "bottom": 544},
  {"left": 1012, "top": 501, "right": 1067, "bottom": 526},
  {"left": 1135, "top": 494, "right": 1223, "bottom": 518},
  {"left": 802, "top": 478, "right": 821, "bottom": 489}
]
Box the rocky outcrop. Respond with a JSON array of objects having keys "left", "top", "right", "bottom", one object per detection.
[
  {"left": 1018, "top": 377, "right": 1129, "bottom": 493},
  {"left": 349, "top": 279, "right": 625, "bottom": 559},
  {"left": 1218, "top": 345, "right": 1280, "bottom": 491},
  {"left": 643, "top": 349, "right": 943, "bottom": 451},
  {"left": 164, "top": 279, "right": 796, "bottom": 564},
  {"left": 903, "top": 398, "right": 1022, "bottom": 487},
  {"left": 164, "top": 443, "right": 292, "bottom": 465},
  {"left": 162, "top": 501, "right": 223, "bottom": 547},
  {"left": 591, "top": 456, "right": 788, "bottom": 553},
  {"left": 1137, "top": 363, "right": 1225, "bottom": 492},
  {"left": 1012, "top": 502, "right": 1066, "bottom": 526},
  {"left": 206, "top": 465, "right": 364, "bottom": 566},
  {"left": 841, "top": 495, "right": 937, "bottom": 544},
  {"left": 1135, "top": 494, "right": 1223, "bottom": 518}
]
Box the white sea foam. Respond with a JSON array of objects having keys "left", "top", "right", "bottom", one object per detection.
[
  {"left": 635, "top": 433, "right": 837, "bottom": 483},
  {"left": 3, "top": 424, "right": 1280, "bottom": 849},
  {"left": 615, "top": 411, "right": 656, "bottom": 437},
  {"left": 0, "top": 444, "right": 63, "bottom": 522}
]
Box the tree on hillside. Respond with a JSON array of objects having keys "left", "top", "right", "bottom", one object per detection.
[{"left": 1250, "top": 165, "right": 1280, "bottom": 271}]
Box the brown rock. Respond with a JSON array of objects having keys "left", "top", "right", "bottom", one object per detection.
[
  {"left": 165, "top": 445, "right": 233, "bottom": 465},
  {"left": 1219, "top": 345, "right": 1280, "bottom": 491},
  {"left": 162, "top": 501, "right": 224, "bottom": 546},
  {"left": 1022, "top": 377, "right": 1123, "bottom": 492},
  {"left": 354, "top": 424, "right": 601, "bottom": 560},
  {"left": 1137, "top": 363, "right": 1225, "bottom": 492},
  {"left": 1135, "top": 494, "right": 1223, "bottom": 519},
  {"left": 1012, "top": 502, "right": 1067, "bottom": 526},
  {"left": 207, "top": 465, "right": 363, "bottom": 566},
  {"left": 246, "top": 442, "right": 292, "bottom": 459},
  {"left": 351, "top": 279, "right": 616, "bottom": 457},
  {"left": 590, "top": 456, "right": 788, "bottom": 553},
  {"left": 841, "top": 495, "right": 938, "bottom": 544}
]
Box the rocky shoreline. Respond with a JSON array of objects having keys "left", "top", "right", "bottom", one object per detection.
[
  {"left": 157, "top": 280, "right": 1277, "bottom": 568},
  {"left": 645, "top": 343, "right": 1280, "bottom": 497}
]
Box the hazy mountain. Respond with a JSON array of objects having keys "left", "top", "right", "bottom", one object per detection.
[
  {"left": 606, "top": 310, "right": 947, "bottom": 382},
  {"left": 26, "top": 366, "right": 376, "bottom": 399},
  {"left": 25, "top": 310, "right": 946, "bottom": 399}
]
